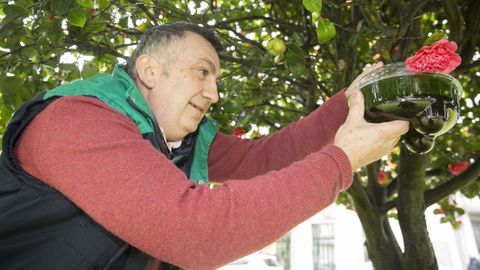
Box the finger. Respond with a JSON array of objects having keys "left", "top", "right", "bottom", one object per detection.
[
  {"left": 380, "top": 120, "right": 410, "bottom": 137},
  {"left": 346, "top": 62, "right": 384, "bottom": 97},
  {"left": 345, "top": 89, "right": 365, "bottom": 123},
  {"left": 351, "top": 62, "right": 384, "bottom": 87},
  {"left": 390, "top": 136, "right": 402, "bottom": 149}
]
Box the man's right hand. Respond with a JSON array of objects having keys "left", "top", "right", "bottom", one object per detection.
[{"left": 334, "top": 87, "right": 409, "bottom": 171}]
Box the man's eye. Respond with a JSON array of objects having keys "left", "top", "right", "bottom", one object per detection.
[{"left": 196, "top": 68, "right": 209, "bottom": 78}]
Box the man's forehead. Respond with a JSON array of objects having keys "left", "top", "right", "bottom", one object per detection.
[{"left": 164, "top": 32, "right": 221, "bottom": 75}]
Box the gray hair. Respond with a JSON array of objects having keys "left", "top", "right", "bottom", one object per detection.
[{"left": 126, "top": 21, "right": 223, "bottom": 78}]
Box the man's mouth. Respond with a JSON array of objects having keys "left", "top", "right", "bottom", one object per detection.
[{"left": 188, "top": 102, "right": 205, "bottom": 113}]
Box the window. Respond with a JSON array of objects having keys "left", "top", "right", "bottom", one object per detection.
[
  {"left": 312, "top": 223, "right": 335, "bottom": 270},
  {"left": 471, "top": 214, "right": 480, "bottom": 253},
  {"left": 276, "top": 233, "right": 291, "bottom": 270}
]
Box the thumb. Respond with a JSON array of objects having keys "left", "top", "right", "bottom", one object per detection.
[
  {"left": 379, "top": 120, "right": 410, "bottom": 137},
  {"left": 346, "top": 88, "right": 365, "bottom": 123}
]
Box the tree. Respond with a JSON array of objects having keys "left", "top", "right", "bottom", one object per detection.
[{"left": 0, "top": 0, "right": 479, "bottom": 269}]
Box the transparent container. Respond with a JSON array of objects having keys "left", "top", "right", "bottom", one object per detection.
[{"left": 357, "top": 62, "right": 463, "bottom": 154}]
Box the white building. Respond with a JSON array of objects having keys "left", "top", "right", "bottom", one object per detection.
[{"left": 277, "top": 194, "right": 480, "bottom": 270}]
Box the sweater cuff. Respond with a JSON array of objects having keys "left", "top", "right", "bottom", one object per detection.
[{"left": 321, "top": 144, "right": 353, "bottom": 190}]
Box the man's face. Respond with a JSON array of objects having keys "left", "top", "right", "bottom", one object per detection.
[{"left": 146, "top": 32, "right": 221, "bottom": 141}]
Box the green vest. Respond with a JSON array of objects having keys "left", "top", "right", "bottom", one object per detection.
[{"left": 44, "top": 64, "right": 218, "bottom": 183}]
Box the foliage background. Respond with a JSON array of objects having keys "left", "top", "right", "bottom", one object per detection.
[{"left": 0, "top": 0, "right": 479, "bottom": 269}]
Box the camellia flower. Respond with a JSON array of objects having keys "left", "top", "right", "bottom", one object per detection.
[
  {"left": 232, "top": 127, "right": 246, "bottom": 137},
  {"left": 448, "top": 161, "right": 469, "bottom": 176},
  {"left": 405, "top": 39, "right": 461, "bottom": 74},
  {"left": 377, "top": 170, "right": 387, "bottom": 184}
]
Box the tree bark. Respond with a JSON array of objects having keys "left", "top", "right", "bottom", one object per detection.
[
  {"left": 348, "top": 175, "right": 403, "bottom": 270},
  {"left": 397, "top": 147, "right": 438, "bottom": 270}
]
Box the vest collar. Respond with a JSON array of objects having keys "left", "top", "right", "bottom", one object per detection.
[{"left": 113, "top": 64, "right": 156, "bottom": 122}]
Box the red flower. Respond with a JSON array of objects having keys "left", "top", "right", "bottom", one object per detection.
[
  {"left": 405, "top": 39, "right": 461, "bottom": 74},
  {"left": 448, "top": 161, "right": 469, "bottom": 176},
  {"left": 378, "top": 170, "right": 387, "bottom": 184},
  {"left": 232, "top": 127, "right": 246, "bottom": 137}
]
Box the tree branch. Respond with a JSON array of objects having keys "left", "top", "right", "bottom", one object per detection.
[
  {"left": 386, "top": 176, "right": 398, "bottom": 198},
  {"left": 456, "top": 60, "right": 480, "bottom": 74},
  {"left": 366, "top": 161, "right": 386, "bottom": 207},
  {"left": 127, "top": 0, "right": 159, "bottom": 24},
  {"left": 443, "top": 0, "right": 464, "bottom": 43},
  {"left": 382, "top": 155, "right": 480, "bottom": 212},
  {"left": 424, "top": 155, "right": 480, "bottom": 207},
  {"left": 347, "top": 174, "right": 375, "bottom": 213},
  {"left": 219, "top": 55, "right": 254, "bottom": 66},
  {"left": 219, "top": 27, "right": 266, "bottom": 52},
  {"left": 214, "top": 15, "right": 300, "bottom": 31},
  {"left": 253, "top": 102, "right": 304, "bottom": 114}
]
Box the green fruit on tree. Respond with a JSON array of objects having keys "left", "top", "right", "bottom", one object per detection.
[
  {"left": 311, "top": 11, "right": 321, "bottom": 21},
  {"left": 266, "top": 38, "right": 286, "bottom": 56},
  {"left": 274, "top": 54, "right": 283, "bottom": 64}
]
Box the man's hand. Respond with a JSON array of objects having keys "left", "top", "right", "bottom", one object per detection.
[
  {"left": 345, "top": 62, "right": 383, "bottom": 97},
  {"left": 335, "top": 64, "right": 409, "bottom": 171}
]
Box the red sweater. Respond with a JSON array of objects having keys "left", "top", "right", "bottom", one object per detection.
[{"left": 15, "top": 91, "right": 351, "bottom": 270}]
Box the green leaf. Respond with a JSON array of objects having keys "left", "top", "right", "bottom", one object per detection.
[
  {"left": 223, "top": 100, "right": 242, "bottom": 114},
  {"left": 260, "top": 54, "right": 273, "bottom": 68},
  {"left": 118, "top": 17, "right": 129, "bottom": 28},
  {"left": 76, "top": 0, "right": 94, "bottom": 8},
  {"left": 14, "top": 0, "right": 34, "bottom": 8},
  {"left": 60, "top": 63, "right": 79, "bottom": 72},
  {"left": 67, "top": 7, "right": 87, "bottom": 27},
  {"left": 97, "top": 0, "right": 109, "bottom": 9},
  {"left": 245, "top": 97, "right": 262, "bottom": 107},
  {"left": 0, "top": 104, "right": 14, "bottom": 125},
  {"left": 316, "top": 18, "right": 336, "bottom": 44},
  {"left": 284, "top": 43, "right": 307, "bottom": 78},
  {"left": 66, "top": 68, "right": 81, "bottom": 81},
  {"left": 424, "top": 30, "right": 448, "bottom": 46},
  {"left": 303, "top": 0, "right": 322, "bottom": 13},
  {"left": 288, "top": 62, "right": 307, "bottom": 79},
  {"left": 284, "top": 43, "right": 305, "bottom": 65},
  {"left": 3, "top": 4, "right": 27, "bottom": 16},
  {"left": 84, "top": 14, "right": 109, "bottom": 32},
  {"left": 20, "top": 47, "right": 38, "bottom": 58},
  {"left": 81, "top": 61, "right": 98, "bottom": 79},
  {"left": 0, "top": 23, "right": 24, "bottom": 49},
  {"left": 50, "top": 0, "right": 73, "bottom": 16}
]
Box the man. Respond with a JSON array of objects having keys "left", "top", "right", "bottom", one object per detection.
[{"left": 0, "top": 22, "right": 408, "bottom": 269}]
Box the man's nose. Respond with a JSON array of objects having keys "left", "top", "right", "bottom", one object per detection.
[{"left": 203, "top": 80, "right": 219, "bottom": 103}]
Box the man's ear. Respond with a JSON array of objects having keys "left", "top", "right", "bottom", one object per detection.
[{"left": 135, "top": 55, "right": 159, "bottom": 89}]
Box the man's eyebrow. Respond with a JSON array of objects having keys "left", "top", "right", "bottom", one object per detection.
[{"left": 200, "top": 57, "right": 221, "bottom": 79}]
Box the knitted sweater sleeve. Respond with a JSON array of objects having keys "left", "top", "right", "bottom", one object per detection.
[
  {"left": 209, "top": 91, "right": 350, "bottom": 181},
  {"left": 15, "top": 95, "right": 352, "bottom": 270}
]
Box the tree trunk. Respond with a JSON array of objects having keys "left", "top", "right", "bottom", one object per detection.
[
  {"left": 348, "top": 177, "right": 403, "bottom": 270},
  {"left": 397, "top": 147, "right": 438, "bottom": 270}
]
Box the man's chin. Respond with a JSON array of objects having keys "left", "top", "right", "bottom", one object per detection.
[{"left": 183, "top": 124, "right": 200, "bottom": 136}]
